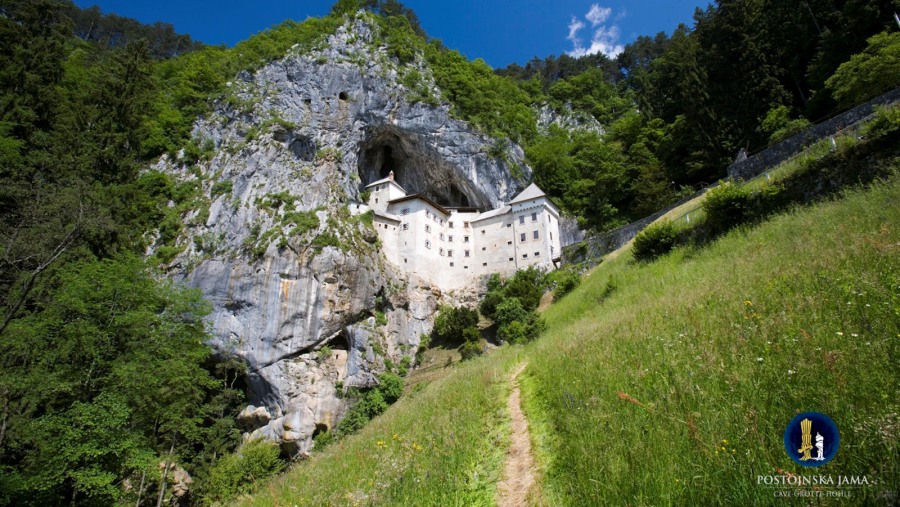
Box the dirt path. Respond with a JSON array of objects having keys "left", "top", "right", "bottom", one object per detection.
[{"left": 497, "top": 363, "right": 536, "bottom": 507}]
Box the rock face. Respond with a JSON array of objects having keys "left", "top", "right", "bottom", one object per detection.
[{"left": 153, "top": 14, "right": 529, "bottom": 456}]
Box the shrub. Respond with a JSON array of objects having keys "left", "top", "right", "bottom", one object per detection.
[
  {"left": 503, "top": 266, "right": 548, "bottom": 312},
  {"left": 494, "top": 298, "right": 544, "bottom": 344},
  {"left": 415, "top": 334, "right": 430, "bottom": 364},
  {"left": 377, "top": 372, "right": 403, "bottom": 404},
  {"left": 632, "top": 221, "right": 679, "bottom": 262},
  {"left": 432, "top": 305, "right": 479, "bottom": 343},
  {"left": 460, "top": 340, "right": 482, "bottom": 360},
  {"left": 211, "top": 179, "right": 233, "bottom": 198},
  {"left": 703, "top": 182, "right": 751, "bottom": 235},
  {"left": 198, "top": 439, "right": 284, "bottom": 505},
  {"left": 313, "top": 430, "right": 335, "bottom": 451},
  {"left": 550, "top": 267, "right": 581, "bottom": 299}
]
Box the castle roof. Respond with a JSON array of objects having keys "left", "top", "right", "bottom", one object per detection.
[
  {"left": 365, "top": 177, "right": 406, "bottom": 193},
  {"left": 388, "top": 194, "right": 449, "bottom": 215},
  {"left": 509, "top": 183, "right": 546, "bottom": 205},
  {"left": 471, "top": 205, "right": 511, "bottom": 222},
  {"left": 373, "top": 210, "right": 401, "bottom": 223}
]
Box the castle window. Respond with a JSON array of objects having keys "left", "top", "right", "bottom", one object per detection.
[
  {"left": 375, "top": 198, "right": 378, "bottom": 203},
  {"left": 531, "top": 212, "right": 537, "bottom": 221},
  {"left": 464, "top": 236, "right": 469, "bottom": 243},
  {"left": 534, "top": 252, "right": 540, "bottom": 256},
  {"left": 519, "top": 215, "right": 525, "bottom": 224},
  {"left": 533, "top": 230, "right": 539, "bottom": 240},
  {"left": 401, "top": 208, "right": 410, "bottom": 215},
  {"left": 509, "top": 257, "right": 514, "bottom": 261},
  {"left": 550, "top": 232, "right": 553, "bottom": 240},
  {"left": 465, "top": 250, "right": 470, "bottom": 257},
  {"left": 464, "top": 222, "right": 470, "bottom": 229},
  {"left": 448, "top": 235, "right": 454, "bottom": 242},
  {"left": 449, "top": 222, "right": 454, "bottom": 229},
  {"left": 506, "top": 223, "right": 511, "bottom": 228},
  {"left": 482, "top": 262, "right": 487, "bottom": 267},
  {"left": 482, "top": 247, "right": 486, "bottom": 251},
  {"left": 440, "top": 233, "right": 445, "bottom": 241},
  {"left": 507, "top": 241, "right": 512, "bottom": 245},
  {"left": 425, "top": 240, "right": 431, "bottom": 249},
  {"left": 450, "top": 262, "right": 454, "bottom": 267},
  {"left": 520, "top": 233, "right": 526, "bottom": 242},
  {"left": 402, "top": 223, "right": 409, "bottom": 230},
  {"left": 481, "top": 230, "right": 486, "bottom": 234},
  {"left": 439, "top": 248, "right": 444, "bottom": 256},
  {"left": 522, "top": 253, "right": 528, "bottom": 258},
  {"left": 404, "top": 258, "right": 407, "bottom": 263},
  {"left": 448, "top": 250, "right": 453, "bottom": 257},
  {"left": 425, "top": 224, "right": 431, "bottom": 233},
  {"left": 464, "top": 266, "right": 468, "bottom": 269}
]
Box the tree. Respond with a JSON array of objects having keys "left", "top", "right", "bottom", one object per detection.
[
  {"left": 432, "top": 305, "right": 479, "bottom": 344},
  {"left": 826, "top": 31, "right": 900, "bottom": 108},
  {"left": 0, "top": 255, "right": 231, "bottom": 506}
]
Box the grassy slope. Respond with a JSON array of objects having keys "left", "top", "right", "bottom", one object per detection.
[
  {"left": 243, "top": 175, "right": 899, "bottom": 505},
  {"left": 525, "top": 173, "right": 900, "bottom": 505},
  {"left": 238, "top": 348, "right": 524, "bottom": 506}
]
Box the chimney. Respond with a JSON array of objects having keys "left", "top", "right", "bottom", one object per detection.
[{"left": 388, "top": 170, "right": 394, "bottom": 182}]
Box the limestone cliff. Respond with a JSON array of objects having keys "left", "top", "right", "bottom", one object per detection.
[{"left": 151, "top": 14, "right": 529, "bottom": 456}]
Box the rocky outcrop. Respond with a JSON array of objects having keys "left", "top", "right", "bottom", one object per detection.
[
  {"left": 536, "top": 104, "right": 604, "bottom": 136},
  {"left": 153, "top": 13, "right": 528, "bottom": 456}
]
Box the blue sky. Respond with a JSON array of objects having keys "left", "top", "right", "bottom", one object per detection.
[{"left": 72, "top": 1, "right": 710, "bottom": 67}]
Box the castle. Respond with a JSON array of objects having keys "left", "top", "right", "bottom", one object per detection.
[{"left": 356, "top": 171, "right": 562, "bottom": 290}]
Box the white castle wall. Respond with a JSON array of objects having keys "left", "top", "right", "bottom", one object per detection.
[{"left": 363, "top": 182, "right": 562, "bottom": 292}]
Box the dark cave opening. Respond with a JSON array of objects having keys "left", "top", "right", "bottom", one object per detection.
[
  {"left": 326, "top": 333, "right": 349, "bottom": 351},
  {"left": 312, "top": 422, "right": 329, "bottom": 438},
  {"left": 357, "top": 127, "right": 487, "bottom": 209}
]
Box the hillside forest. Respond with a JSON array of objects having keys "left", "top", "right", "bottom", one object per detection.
[{"left": 0, "top": 0, "right": 898, "bottom": 504}]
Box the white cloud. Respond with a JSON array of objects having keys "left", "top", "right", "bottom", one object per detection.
[
  {"left": 566, "top": 3, "right": 624, "bottom": 58},
  {"left": 586, "top": 4, "right": 611, "bottom": 26},
  {"left": 567, "top": 16, "right": 585, "bottom": 46}
]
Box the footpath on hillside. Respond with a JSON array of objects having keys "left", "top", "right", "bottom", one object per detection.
[{"left": 497, "top": 363, "right": 537, "bottom": 507}]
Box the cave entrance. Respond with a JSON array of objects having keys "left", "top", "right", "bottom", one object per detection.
[
  {"left": 312, "top": 423, "right": 329, "bottom": 439},
  {"left": 378, "top": 145, "right": 398, "bottom": 179},
  {"left": 326, "top": 333, "right": 349, "bottom": 351},
  {"left": 357, "top": 127, "right": 486, "bottom": 209}
]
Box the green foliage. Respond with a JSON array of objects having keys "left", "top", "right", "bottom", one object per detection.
[
  {"left": 549, "top": 267, "right": 581, "bottom": 299},
  {"left": 459, "top": 340, "right": 483, "bottom": 360},
  {"left": 196, "top": 439, "right": 284, "bottom": 505},
  {"left": 257, "top": 191, "right": 298, "bottom": 211},
  {"left": 860, "top": 104, "right": 900, "bottom": 140},
  {"left": 0, "top": 255, "right": 243, "bottom": 506},
  {"left": 826, "top": 31, "right": 900, "bottom": 109},
  {"left": 312, "top": 430, "right": 336, "bottom": 451},
  {"left": 283, "top": 209, "right": 320, "bottom": 235},
  {"left": 211, "top": 179, "right": 233, "bottom": 198},
  {"left": 415, "top": 334, "right": 431, "bottom": 364},
  {"left": 761, "top": 105, "right": 811, "bottom": 144},
  {"left": 633, "top": 221, "right": 680, "bottom": 262},
  {"left": 702, "top": 182, "right": 751, "bottom": 235},
  {"left": 493, "top": 297, "right": 544, "bottom": 344},
  {"left": 432, "top": 305, "right": 479, "bottom": 344},
  {"left": 479, "top": 268, "right": 548, "bottom": 345},
  {"left": 501, "top": 266, "right": 549, "bottom": 313},
  {"left": 378, "top": 372, "right": 404, "bottom": 404},
  {"left": 374, "top": 310, "right": 388, "bottom": 327}
]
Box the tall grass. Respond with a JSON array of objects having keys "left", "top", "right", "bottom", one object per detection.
[
  {"left": 238, "top": 350, "right": 524, "bottom": 506},
  {"left": 523, "top": 174, "right": 900, "bottom": 504}
]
